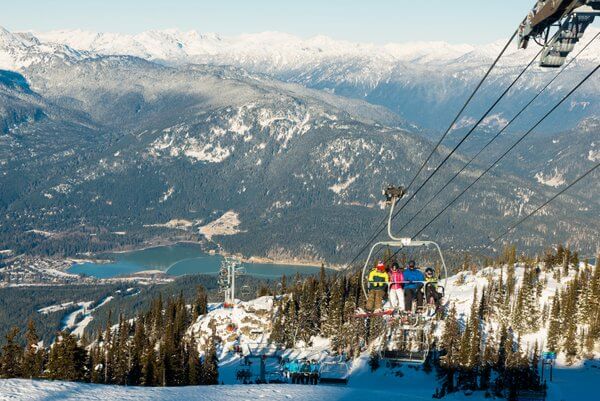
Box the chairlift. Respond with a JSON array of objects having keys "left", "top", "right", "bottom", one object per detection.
[
  {"left": 359, "top": 186, "right": 448, "bottom": 365},
  {"left": 319, "top": 356, "right": 351, "bottom": 385},
  {"left": 379, "top": 323, "right": 430, "bottom": 364}
]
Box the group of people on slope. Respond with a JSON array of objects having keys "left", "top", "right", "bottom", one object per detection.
[
  {"left": 365, "top": 260, "right": 441, "bottom": 313},
  {"left": 284, "top": 358, "right": 320, "bottom": 385}
]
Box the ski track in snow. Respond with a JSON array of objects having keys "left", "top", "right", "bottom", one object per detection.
[{"left": 58, "top": 296, "right": 114, "bottom": 337}]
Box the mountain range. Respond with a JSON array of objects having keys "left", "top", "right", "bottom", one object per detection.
[{"left": 0, "top": 26, "right": 598, "bottom": 262}]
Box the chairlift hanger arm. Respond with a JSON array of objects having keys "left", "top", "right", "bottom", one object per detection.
[{"left": 520, "top": 0, "right": 586, "bottom": 48}]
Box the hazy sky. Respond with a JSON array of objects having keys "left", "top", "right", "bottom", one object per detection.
[{"left": 2, "top": 0, "right": 534, "bottom": 44}]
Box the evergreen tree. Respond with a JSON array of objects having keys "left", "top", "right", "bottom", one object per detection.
[
  {"left": 562, "top": 285, "right": 579, "bottom": 364},
  {"left": 368, "top": 349, "right": 380, "bottom": 371},
  {"left": 562, "top": 247, "right": 571, "bottom": 276},
  {"left": 141, "top": 339, "right": 157, "bottom": 386},
  {"left": 317, "top": 264, "right": 329, "bottom": 332},
  {"left": 47, "top": 331, "right": 86, "bottom": 381},
  {"left": 22, "top": 319, "right": 44, "bottom": 379},
  {"left": 546, "top": 291, "right": 562, "bottom": 353},
  {"left": 192, "top": 286, "right": 208, "bottom": 321},
  {"left": 187, "top": 336, "right": 202, "bottom": 385},
  {"left": 113, "top": 314, "right": 130, "bottom": 385},
  {"left": 128, "top": 316, "right": 145, "bottom": 385},
  {"left": 269, "top": 299, "right": 286, "bottom": 345},
  {"left": 440, "top": 306, "right": 461, "bottom": 393},
  {"left": 0, "top": 327, "right": 22, "bottom": 378},
  {"left": 201, "top": 340, "right": 219, "bottom": 385},
  {"left": 322, "top": 277, "right": 344, "bottom": 343},
  {"left": 297, "top": 278, "right": 319, "bottom": 344}
]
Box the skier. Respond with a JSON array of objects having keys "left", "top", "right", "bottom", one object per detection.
[
  {"left": 366, "top": 261, "right": 389, "bottom": 312},
  {"left": 310, "top": 360, "right": 320, "bottom": 385},
  {"left": 424, "top": 267, "right": 441, "bottom": 312},
  {"left": 300, "top": 359, "right": 311, "bottom": 384},
  {"left": 289, "top": 359, "right": 300, "bottom": 384},
  {"left": 388, "top": 261, "right": 404, "bottom": 311},
  {"left": 403, "top": 260, "right": 424, "bottom": 312}
]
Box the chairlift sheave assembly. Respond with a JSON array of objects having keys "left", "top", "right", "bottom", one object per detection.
[{"left": 519, "top": 0, "right": 600, "bottom": 67}]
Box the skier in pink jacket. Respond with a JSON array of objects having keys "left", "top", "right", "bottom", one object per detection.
[{"left": 388, "top": 262, "right": 404, "bottom": 311}]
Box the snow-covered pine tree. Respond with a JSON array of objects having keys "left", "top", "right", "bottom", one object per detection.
[
  {"left": 201, "top": 339, "right": 219, "bottom": 385},
  {"left": 297, "top": 277, "right": 319, "bottom": 344},
  {"left": 282, "top": 297, "right": 298, "bottom": 348},
  {"left": 269, "top": 298, "right": 286, "bottom": 345},
  {"left": 317, "top": 263, "right": 329, "bottom": 332},
  {"left": 546, "top": 290, "right": 562, "bottom": 353},
  {"left": 321, "top": 276, "right": 344, "bottom": 343},
  {"left": 341, "top": 296, "right": 362, "bottom": 357},
  {"left": 561, "top": 283, "right": 579, "bottom": 364},
  {"left": 439, "top": 305, "right": 460, "bottom": 393}
]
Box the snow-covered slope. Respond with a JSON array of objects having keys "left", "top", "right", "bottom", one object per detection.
[{"left": 1, "top": 362, "right": 598, "bottom": 401}]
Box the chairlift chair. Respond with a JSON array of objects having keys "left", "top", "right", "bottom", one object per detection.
[
  {"left": 318, "top": 358, "right": 351, "bottom": 384},
  {"left": 379, "top": 323, "right": 431, "bottom": 364},
  {"left": 360, "top": 186, "right": 449, "bottom": 304}
]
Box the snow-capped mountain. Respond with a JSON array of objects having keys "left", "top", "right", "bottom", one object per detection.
[
  {"left": 0, "top": 26, "right": 598, "bottom": 260},
  {"left": 1, "top": 53, "right": 598, "bottom": 260},
  {"left": 16, "top": 26, "right": 600, "bottom": 133}
]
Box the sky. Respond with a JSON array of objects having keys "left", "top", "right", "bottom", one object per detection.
[{"left": 1, "top": 0, "right": 534, "bottom": 44}]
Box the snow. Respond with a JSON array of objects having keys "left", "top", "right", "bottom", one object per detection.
[
  {"left": 535, "top": 168, "right": 566, "bottom": 188},
  {"left": 588, "top": 149, "right": 600, "bottom": 162},
  {"left": 26, "top": 229, "right": 57, "bottom": 238},
  {"left": 37, "top": 302, "right": 75, "bottom": 314},
  {"left": 61, "top": 301, "right": 94, "bottom": 331},
  {"left": 144, "top": 219, "right": 193, "bottom": 230},
  {"left": 57, "top": 296, "right": 114, "bottom": 338},
  {"left": 198, "top": 211, "right": 242, "bottom": 240},
  {"left": 329, "top": 175, "right": 359, "bottom": 194},
  {"left": 0, "top": 379, "right": 397, "bottom": 401},
  {"left": 161, "top": 186, "right": 175, "bottom": 202},
  {"left": 27, "top": 27, "right": 600, "bottom": 70}
]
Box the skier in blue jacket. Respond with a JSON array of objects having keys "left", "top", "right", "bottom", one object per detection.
[
  {"left": 309, "top": 360, "right": 320, "bottom": 385},
  {"left": 403, "top": 260, "right": 425, "bottom": 312},
  {"left": 288, "top": 359, "right": 300, "bottom": 384}
]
